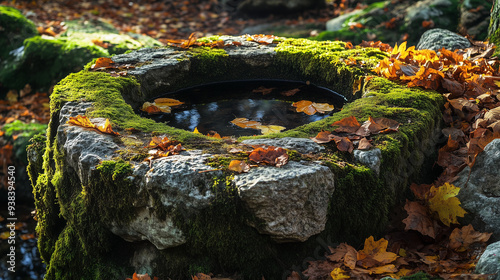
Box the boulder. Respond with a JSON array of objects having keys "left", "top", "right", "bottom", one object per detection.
[
  {"left": 316, "top": 0, "right": 460, "bottom": 46},
  {"left": 234, "top": 161, "right": 335, "bottom": 242},
  {"left": 454, "top": 139, "right": 500, "bottom": 241},
  {"left": 0, "top": 15, "right": 162, "bottom": 91},
  {"left": 458, "top": 0, "right": 491, "bottom": 40},
  {"left": 416, "top": 28, "right": 472, "bottom": 51},
  {"left": 475, "top": 241, "right": 500, "bottom": 280},
  {"left": 0, "top": 6, "right": 37, "bottom": 60}
]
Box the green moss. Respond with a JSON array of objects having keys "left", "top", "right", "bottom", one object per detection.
[
  {"left": 0, "top": 36, "right": 108, "bottom": 90},
  {"left": 1, "top": 120, "right": 47, "bottom": 165},
  {"left": 165, "top": 174, "right": 278, "bottom": 280},
  {"left": 50, "top": 70, "right": 206, "bottom": 144},
  {"left": 0, "top": 5, "right": 37, "bottom": 59},
  {"left": 26, "top": 132, "right": 47, "bottom": 188}
]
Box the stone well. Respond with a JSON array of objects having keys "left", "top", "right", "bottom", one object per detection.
[{"left": 29, "top": 36, "right": 445, "bottom": 279}]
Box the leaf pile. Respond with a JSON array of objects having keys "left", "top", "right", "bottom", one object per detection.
[
  {"left": 311, "top": 116, "right": 399, "bottom": 152},
  {"left": 225, "top": 145, "right": 289, "bottom": 173},
  {"left": 291, "top": 184, "right": 491, "bottom": 280},
  {"left": 66, "top": 115, "right": 120, "bottom": 136},
  {"left": 373, "top": 41, "right": 500, "bottom": 182},
  {"left": 0, "top": 90, "right": 50, "bottom": 125}
]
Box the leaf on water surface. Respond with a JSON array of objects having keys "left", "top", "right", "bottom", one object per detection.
[
  {"left": 292, "top": 100, "right": 334, "bottom": 115},
  {"left": 252, "top": 86, "right": 275, "bottom": 95},
  {"left": 230, "top": 117, "right": 261, "bottom": 129},
  {"left": 258, "top": 125, "right": 285, "bottom": 135}
]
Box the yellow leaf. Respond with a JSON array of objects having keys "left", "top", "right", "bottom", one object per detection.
[
  {"left": 428, "top": 183, "right": 467, "bottom": 226},
  {"left": 193, "top": 127, "right": 201, "bottom": 134},
  {"left": 357, "top": 236, "right": 398, "bottom": 265},
  {"left": 230, "top": 118, "right": 261, "bottom": 129},
  {"left": 368, "top": 264, "right": 398, "bottom": 275},
  {"left": 0, "top": 231, "right": 10, "bottom": 240},
  {"left": 228, "top": 160, "right": 250, "bottom": 173},
  {"left": 257, "top": 125, "right": 286, "bottom": 135},
  {"left": 330, "top": 268, "right": 350, "bottom": 280}
]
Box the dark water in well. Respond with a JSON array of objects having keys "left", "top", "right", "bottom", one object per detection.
[{"left": 141, "top": 80, "right": 346, "bottom": 137}]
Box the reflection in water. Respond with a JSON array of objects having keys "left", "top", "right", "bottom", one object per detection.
[
  {"left": 150, "top": 99, "right": 334, "bottom": 137},
  {"left": 141, "top": 80, "right": 345, "bottom": 137}
]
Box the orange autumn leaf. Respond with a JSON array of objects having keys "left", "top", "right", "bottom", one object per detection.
[
  {"left": 428, "top": 183, "right": 467, "bottom": 226},
  {"left": 292, "top": 100, "right": 334, "bottom": 115},
  {"left": 91, "top": 57, "right": 114, "bottom": 69},
  {"left": 67, "top": 115, "right": 119, "bottom": 136},
  {"left": 310, "top": 130, "right": 334, "bottom": 144},
  {"left": 332, "top": 135, "right": 354, "bottom": 153},
  {"left": 357, "top": 236, "right": 398, "bottom": 267},
  {"left": 126, "top": 272, "right": 153, "bottom": 280},
  {"left": 230, "top": 117, "right": 261, "bottom": 129},
  {"left": 154, "top": 98, "right": 184, "bottom": 106},
  {"left": 331, "top": 116, "right": 361, "bottom": 133},
  {"left": 249, "top": 146, "right": 289, "bottom": 167},
  {"left": 191, "top": 273, "right": 211, "bottom": 280},
  {"left": 449, "top": 224, "right": 492, "bottom": 252},
  {"left": 141, "top": 102, "right": 169, "bottom": 114},
  {"left": 206, "top": 131, "right": 222, "bottom": 139},
  {"left": 228, "top": 160, "right": 250, "bottom": 173}
]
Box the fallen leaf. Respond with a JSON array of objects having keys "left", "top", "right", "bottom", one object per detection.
[
  {"left": 330, "top": 268, "right": 350, "bottom": 279},
  {"left": 257, "top": 125, "right": 286, "bottom": 135},
  {"left": 252, "top": 86, "right": 275, "bottom": 95},
  {"left": 402, "top": 200, "right": 437, "bottom": 239},
  {"left": 154, "top": 98, "right": 184, "bottom": 106},
  {"left": 67, "top": 115, "right": 119, "bottom": 136},
  {"left": 358, "top": 137, "right": 373, "bottom": 150},
  {"left": 357, "top": 236, "right": 398, "bottom": 267},
  {"left": 449, "top": 224, "right": 492, "bottom": 252},
  {"left": 249, "top": 146, "right": 289, "bottom": 167},
  {"left": 280, "top": 88, "right": 300, "bottom": 96},
  {"left": 228, "top": 160, "right": 250, "bottom": 173},
  {"left": 331, "top": 116, "right": 361, "bottom": 133},
  {"left": 230, "top": 118, "right": 261, "bottom": 129},
  {"left": 292, "top": 100, "right": 334, "bottom": 115},
  {"left": 428, "top": 183, "right": 467, "bottom": 227},
  {"left": 91, "top": 57, "right": 114, "bottom": 69},
  {"left": 311, "top": 131, "right": 335, "bottom": 144}
]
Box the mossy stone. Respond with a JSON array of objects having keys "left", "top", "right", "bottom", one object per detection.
[
  {"left": 0, "top": 5, "right": 37, "bottom": 60},
  {"left": 32, "top": 36, "right": 445, "bottom": 279}
]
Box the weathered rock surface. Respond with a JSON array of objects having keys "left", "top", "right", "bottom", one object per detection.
[
  {"left": 475, "top": 241, "right": 500, "bottom": 280},
  {"left": 454, "top": 139, "right": 500, "bottom": 241},
  {"left": 241, "top": 137, "right": 324, "bottom": 154},
  {"left": 110, "top": 150, "right": 220, "bottom": 249},
  {"left": 354, "top": 148, "right": 382, "bottom": 175},
  {"left": 416, "top": 28, "right": 472, "bottom": 51},
  {"left": 234, "top": 161, "right": 335, "bottom": 242}
]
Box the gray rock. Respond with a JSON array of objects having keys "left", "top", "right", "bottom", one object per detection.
[
  {"left": 110, "top": 150, "right": 220, "bottom": 250},
  {"left": 455, "top": 139, "right": 500, "bottom": 242},
  {"left": 58, "top": 102, "right": 120, "bottom": 187},
  {"left": 241, "top": 137, "right": 325, "bottom": 154},
  {"left": 417, "top": 28, "right": 471, "bottom": 51},
  {"left": 233, "top": 161, "right": 335, "bottom": 242},
  {"left": 354, "top": 148, "right": 382, "bottom": 175},
  {"left": 405, "top": 0, "right": 453, "bottom": 25},
  {"left": 476, "top": 241, "right": 500, "bottom": 280}
]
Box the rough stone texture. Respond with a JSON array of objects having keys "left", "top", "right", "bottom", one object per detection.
[
  {"left": 475, "top": 241, "right": 500, "bottom": 280},
  {"left": 454, "top": 139, "right": 500, "bottom": 242},
  {"left": 459, "top": 0, "right": 491, "bottom": 40},
  {"left": 108, "top": 150, "right": 220, "bottom": 249},
  {"left": 58, "top": 102, "right": 120, "bottom": 187},
  {"left": 241, "top": 137, "right": 325, "bottom": 154},
  {"left": 417, "top": 28, "right": 472, "bottom": 51},
  {"left": 233, "top": 161, "right": 335, "bottom": 242},
  {"left": 354, "top": 148, "right": 382, "bottom": 175},
  {"left": 405, "top": 0, "right": 453, "bottom": 26}
]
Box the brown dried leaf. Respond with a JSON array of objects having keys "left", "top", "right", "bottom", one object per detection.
[
  {"left": 449, "top": 224, "right": 492, "bottom": 252},
  {"left": 228, "top": 160, "right": 250, "bottom": 173},
  {"left": 249, "top": 146, "right": 289, "bottom": 167}
]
